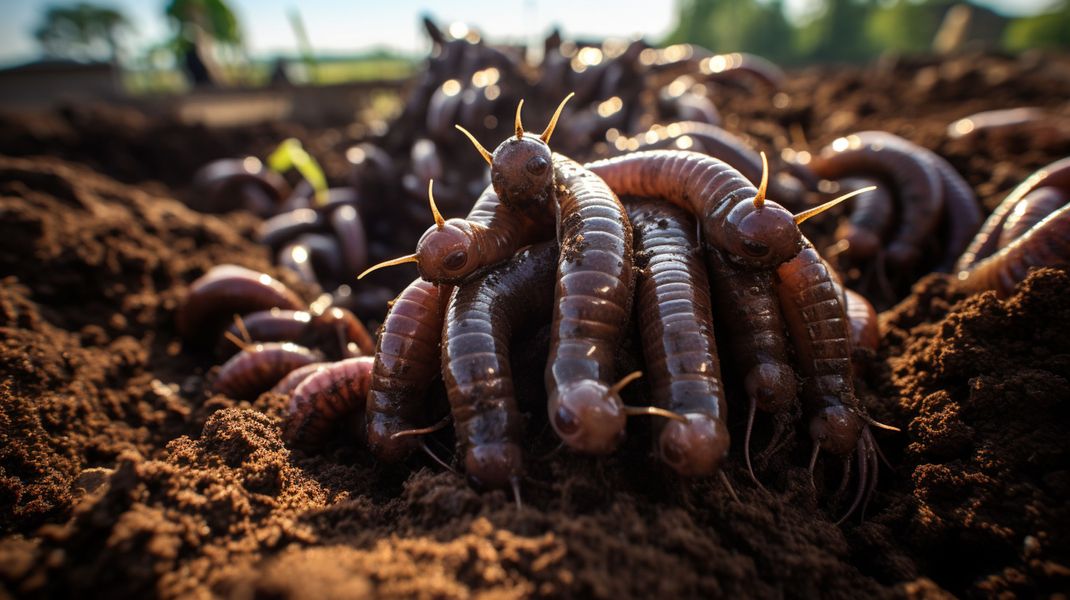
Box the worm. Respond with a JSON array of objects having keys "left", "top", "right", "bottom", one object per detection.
[
  {"left": 280, "top": 234, "right": 345, "bottom": 286},
  {"left": 176, "top": 265, "right": 305, "bottom": 342},
  {"left": 257, "top": 208, "right": 323, "bottom": 248},
  {"left": 955, "top": 157, "right": 1070, "bottom": 272},
  {"left": 706, "top": 246, "right": 796, "bottom": 479},
  {"left": 998, "top": 187, "right": 1069, "bottom": 248},
  {"left": 811, "top": 132, "right": 943, "bottom": 268},
  {"left": 365, "top": 278, "right": 452, "bottom": 462},
  {"left": 586, "top": 149, "right": 803, "bottom": 269},
  {"left": 955, "top": 204, "right": 1070, "bottom": 297},
  {"left": 329, "top": 204, "right": 369, "bottom": 275},
  {"left": 190, "top": 157, "right": 288, "bottom": 216},
  {"left": 212, "top": 342, "right": 321, "bottom": 400},
  {"left": 947, "top": 107, "right": 1046, "bottom": 139},
  {"left": 658, "top": 87, "right": 722, "bottom": 127},
  {"left": 611, "top": 122, "right": 806, "bottom": 208},
  {"left": 219, "top": 306, "right": 374, "bottom": 360},
  {"left": 442, "top": 242, "right": 559, "bottom": 489},
  {"left": 545, "top": 156, "right": 635, "bottom": 454},
  {"left": 844, "top": 288, "right": 879, "bottom": 353},
  {"left": 627, "top": 200, "right": 729, "bottom": 477},
  {"left": 361, "top": 181, "right": 553, "bottom": 284},
  {"left": 284, "top": 356, "right": 375, "bottom": 447},
  {"left": 776, "top": 241, "right": 878, "bottom": 522},
  {"left": 830, "top": 176, "right": 893, "bottom": 261},
  {"left": 270, "top": 362, "right": 328, "bottom": 396}
]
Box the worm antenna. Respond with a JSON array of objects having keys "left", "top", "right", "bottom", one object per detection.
[
  {"left": 608, "top": 369, "right": 643, "bottom": 396},
  {"left": 454, "top": 124, "right": 493, "bottom": 165},
  {"left": 540, "top": 92, "right": 575, "bottom": 144},
  {"left": 390, "top": 415, "right": 451, "bottom": 440},
  {"left": 793, "top": 185, "right": 877, "bottom": 225},
  {"left": 233, "top": 313, "right": 252, "bottom": 344},
  {"left": 357, "top": 254, "right": 418, "bottom": 279},
  {"left": 515, "top": 99, "right": 525, "bottom": 139},
  {"left": 428, "top": 179, "right": 445, "bottom": 230},
  {"left": 622, "top": 405, "right": 689, "bottom": 424},
  {"left": 754, "top": 151, "right": 769, "bottom": 210},
  {"left": 222, "top": 330, "right": 248, "bottom": 351}
]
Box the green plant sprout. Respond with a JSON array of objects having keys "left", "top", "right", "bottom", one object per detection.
[{"left": 267, "top": 138, "right": 328, "bottom": 205}]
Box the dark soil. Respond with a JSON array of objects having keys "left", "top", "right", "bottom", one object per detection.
[{"left": 2, "top": 51, "right": 1069, "bottom": 599}]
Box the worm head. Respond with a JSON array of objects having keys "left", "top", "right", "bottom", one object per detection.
[
  {"left": 465, "top": 442, "right": 524, "bottom": 490},
  {"left": 549, "top": 380, "right": 626, "bottom": 455},
  {"left": 744, "top": 363, "right": 797, "bottom": 414},
  {"left": 658, "top": 413, "right": 730, "bottom": 477},
  {"left": 722, "top": 200, "right": 801, "bottom": 268},
  {"left": 414, "top": 220, "right": 474, "bottom": 282},
  {"left": 809, "top": 404, "right": 864, "bottom": 456}
]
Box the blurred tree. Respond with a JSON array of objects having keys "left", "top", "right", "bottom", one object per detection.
[
  {"left": 665, "top": 0, "right": 796, "bottom": 63},
  {"left": 796, "top": 0, "right": 876, "bottom": 63},
  {"left": 34, "top": 3, "right": 129, "bottom": 64},
  {"left": 1003, "top": 0, "right": 1070, "bottom": 51},
  {"left": 866, "top": 0, "right": 943, "bottom": 54},
  {"left": 165, "top": 0, "right": 245, "bottom": 86}
]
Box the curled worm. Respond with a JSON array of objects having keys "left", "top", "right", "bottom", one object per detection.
[
  {"left": 545, "top": 157, "right": 635, "bottom": 454},
  {"left": 270, "top": 362, "right": 328, "bottom": 396},
  {"left": 365, "top": 278, "right": 452, "bottom": 462},
  {"left": 212, "top": 342, "right": 321, "bottom": 400},
  {"left": 284, "top": 356, "right": 375, "bottom": 447},
  {"left": 955, "top": 203, "right": 1070, "bottom": 297},
  {"left": 627, "top": 200, "right": 729, "bottom": 477},
  {"left": 811, "top": 132, "right": 943, "bottom": 268},
  {"left": 998, "top": 187, "right": 1069, "bottom": 248},
  {"left": 442, "top": 242, "right": 559, "bottom": 489},
  {"left": 586, "top": 149, "right": 802, "bottom": 269},
  {"left": 831, "top": 176, "right": 893, "bottom": 261},
  {"left": 956, "top": 157, "right": 1070, "bottom": 272},
  {"left": 176, "top": 265, "right": 305, "bottom": 342}
]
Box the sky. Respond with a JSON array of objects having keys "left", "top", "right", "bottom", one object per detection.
[{"left": 0, "top": 0, "right": 1060, "bottom": 67}]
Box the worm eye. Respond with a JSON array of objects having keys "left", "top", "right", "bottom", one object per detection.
[
  {"left": 442, "top": 250, "right": 468, "bottom": 271},
  {"left": 741, "top": 239, "right": 770, "bottom": 257},
  {"left": 526, "top": 156, "right": 549, "bottom": 176},
  {"left": 553, "top": 406, "right": 580, "bottom": 435}
]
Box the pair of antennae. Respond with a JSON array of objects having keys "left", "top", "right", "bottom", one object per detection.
[
  {"left": 456, "top": 92, "right": 575, "bottom": 166},
  {"left": 752, "top": 150, "right": 876, "bottom": 224}
]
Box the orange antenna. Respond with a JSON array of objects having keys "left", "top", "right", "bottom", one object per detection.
[
  {"left": 540, "top": 92, "right": 575, "bottom": 144},
  {"left": 793, "top": 185, "right": 877, "bottom": 225},
  {"left": 622, "top": 405, "right": 688, "bottom": 423},
  {"left": 515, "top": 99, "right": 525, "bottom": 139},
  {"left": 357, "top": 254, "right": 418, "bottom": 280},
  {"left": 754, "top": 151, "right": 769, "bottom": 210},
  {"left": 608, "top": 370, "right": 643, "bottom": 397},
  {"left": 428, "top": 179, "right": 445, "bottom": 230},
  {"left": 454, "top": 124, "right": 493, "bottom": 165}
]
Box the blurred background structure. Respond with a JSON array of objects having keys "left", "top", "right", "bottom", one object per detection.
[{"left": 0, "top": 0, "right": 1066, "bottom": 115}]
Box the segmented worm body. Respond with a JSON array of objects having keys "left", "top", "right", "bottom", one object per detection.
[
  {"left": 998, "top": 187, "right": 1069, "bottom": 247},
  {"left": 212, "top": 342, "right": 321, "bottom": 400},
  {"left": 545, "top": 157, "right": 635, "bottom": 454},
  {"left": 844, "top": 288, "right": 879, "bottom": 353},
  {"left": 442, "top": 242, "right": 559, "bottom": 489},
  {"left": 955, "top": 204, "right": 1070, "bottom": 297},
  {"left": 366, "top": 278, "right": 452, "bottom": 462},
  {"left": 811, "top": 133, "right": 943, "bottom": 267},
  {"left": 284, "top": 357, "right": 375, "bottom": 446},
  {"left": 776, "top": 241, "right": 878, "bottom": 521},
  {"left": 176, "top": 265, "right": 305, "bottom": 342},
  {"left": 627, "top": 200, "right": 729, "bottom": 476},
  {"left": 270, "top": 362, "right": 328, "bottom": 396},
  {"left": 955, "top": 157, "right": 1070, "bottom": 272},
  {"left": 191, "top": 158, "right": 288, "bottom": 216},
  {"left": 611, "top": 122, "right": 806, "bottom": 208},
  {"left": 586, "top": 150, "right": 802, "bottom": 269}
]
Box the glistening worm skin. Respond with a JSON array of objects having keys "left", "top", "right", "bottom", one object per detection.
[
  {"left": 998, "top": 187, "right": 1069, "bottom": 248},
  {"left": 611, "top": 122, "right": 806, "bottom": 208},
  {"left": 956, "top": 158, "right": 1070, "bottom": 272},
  {"left": 270, "top": 362, "right": 328, "bottom": 396},
  {"left": 176, "top": 265, "right": 305, "bottom": 342},
  {"left": 586, "top": 150, "right": 802, "bottom": 269},
  {"left": 811, "top": 132, "right": 943, "bottom": 267},
  {"left": 627, "top": 200, "right": 729, "bottom": 477},
  {"left": 212, "top": 342, "right": 321, "bottom": 400},
  {"left": 545, "top": 157, "right": 635, "bottom": 455},
  {"left": 365, "top": 278, "right": 452, "bottom": 462},
  {"left": 284, "top": 357, "right": 374, "bottom": 447},
  {"left": 442, "top": 242, "right": 559, "bottom": 489},
  {"left": 845, "top": 288, "right": 880, "bottom": 353},
  {"left": 415, "top": 184, "right": 553, "bottom": 284},
  {"left": 955, "top": 204, "right": 1070, "bottom": 297}
]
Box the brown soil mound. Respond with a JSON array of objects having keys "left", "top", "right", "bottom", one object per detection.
[{"left": 2, "top": 52, "right": 1070, "bottom": 598}]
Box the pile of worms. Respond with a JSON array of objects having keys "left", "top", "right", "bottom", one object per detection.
[{"left": 178, "top": 20, "right": 1070, "bottom": 523}]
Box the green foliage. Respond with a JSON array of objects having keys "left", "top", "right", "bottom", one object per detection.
[
  {"left": 267, "top": 139, "right": 327, "bottom": 205},
  {"left": 666, "top": 0, "right": 796, "bottom": 63},
  {"left": 34, "top": 3, "right": 129, "bottom": 63},
  {"left": 166, "top": 0, "right": 243, "bottom": 52},
  {"left": 1003, "top": 0, "right": 1070, "bottom": 51},
  {"left": 866, "top": 1, "right": 942, "bottom": 54}
]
